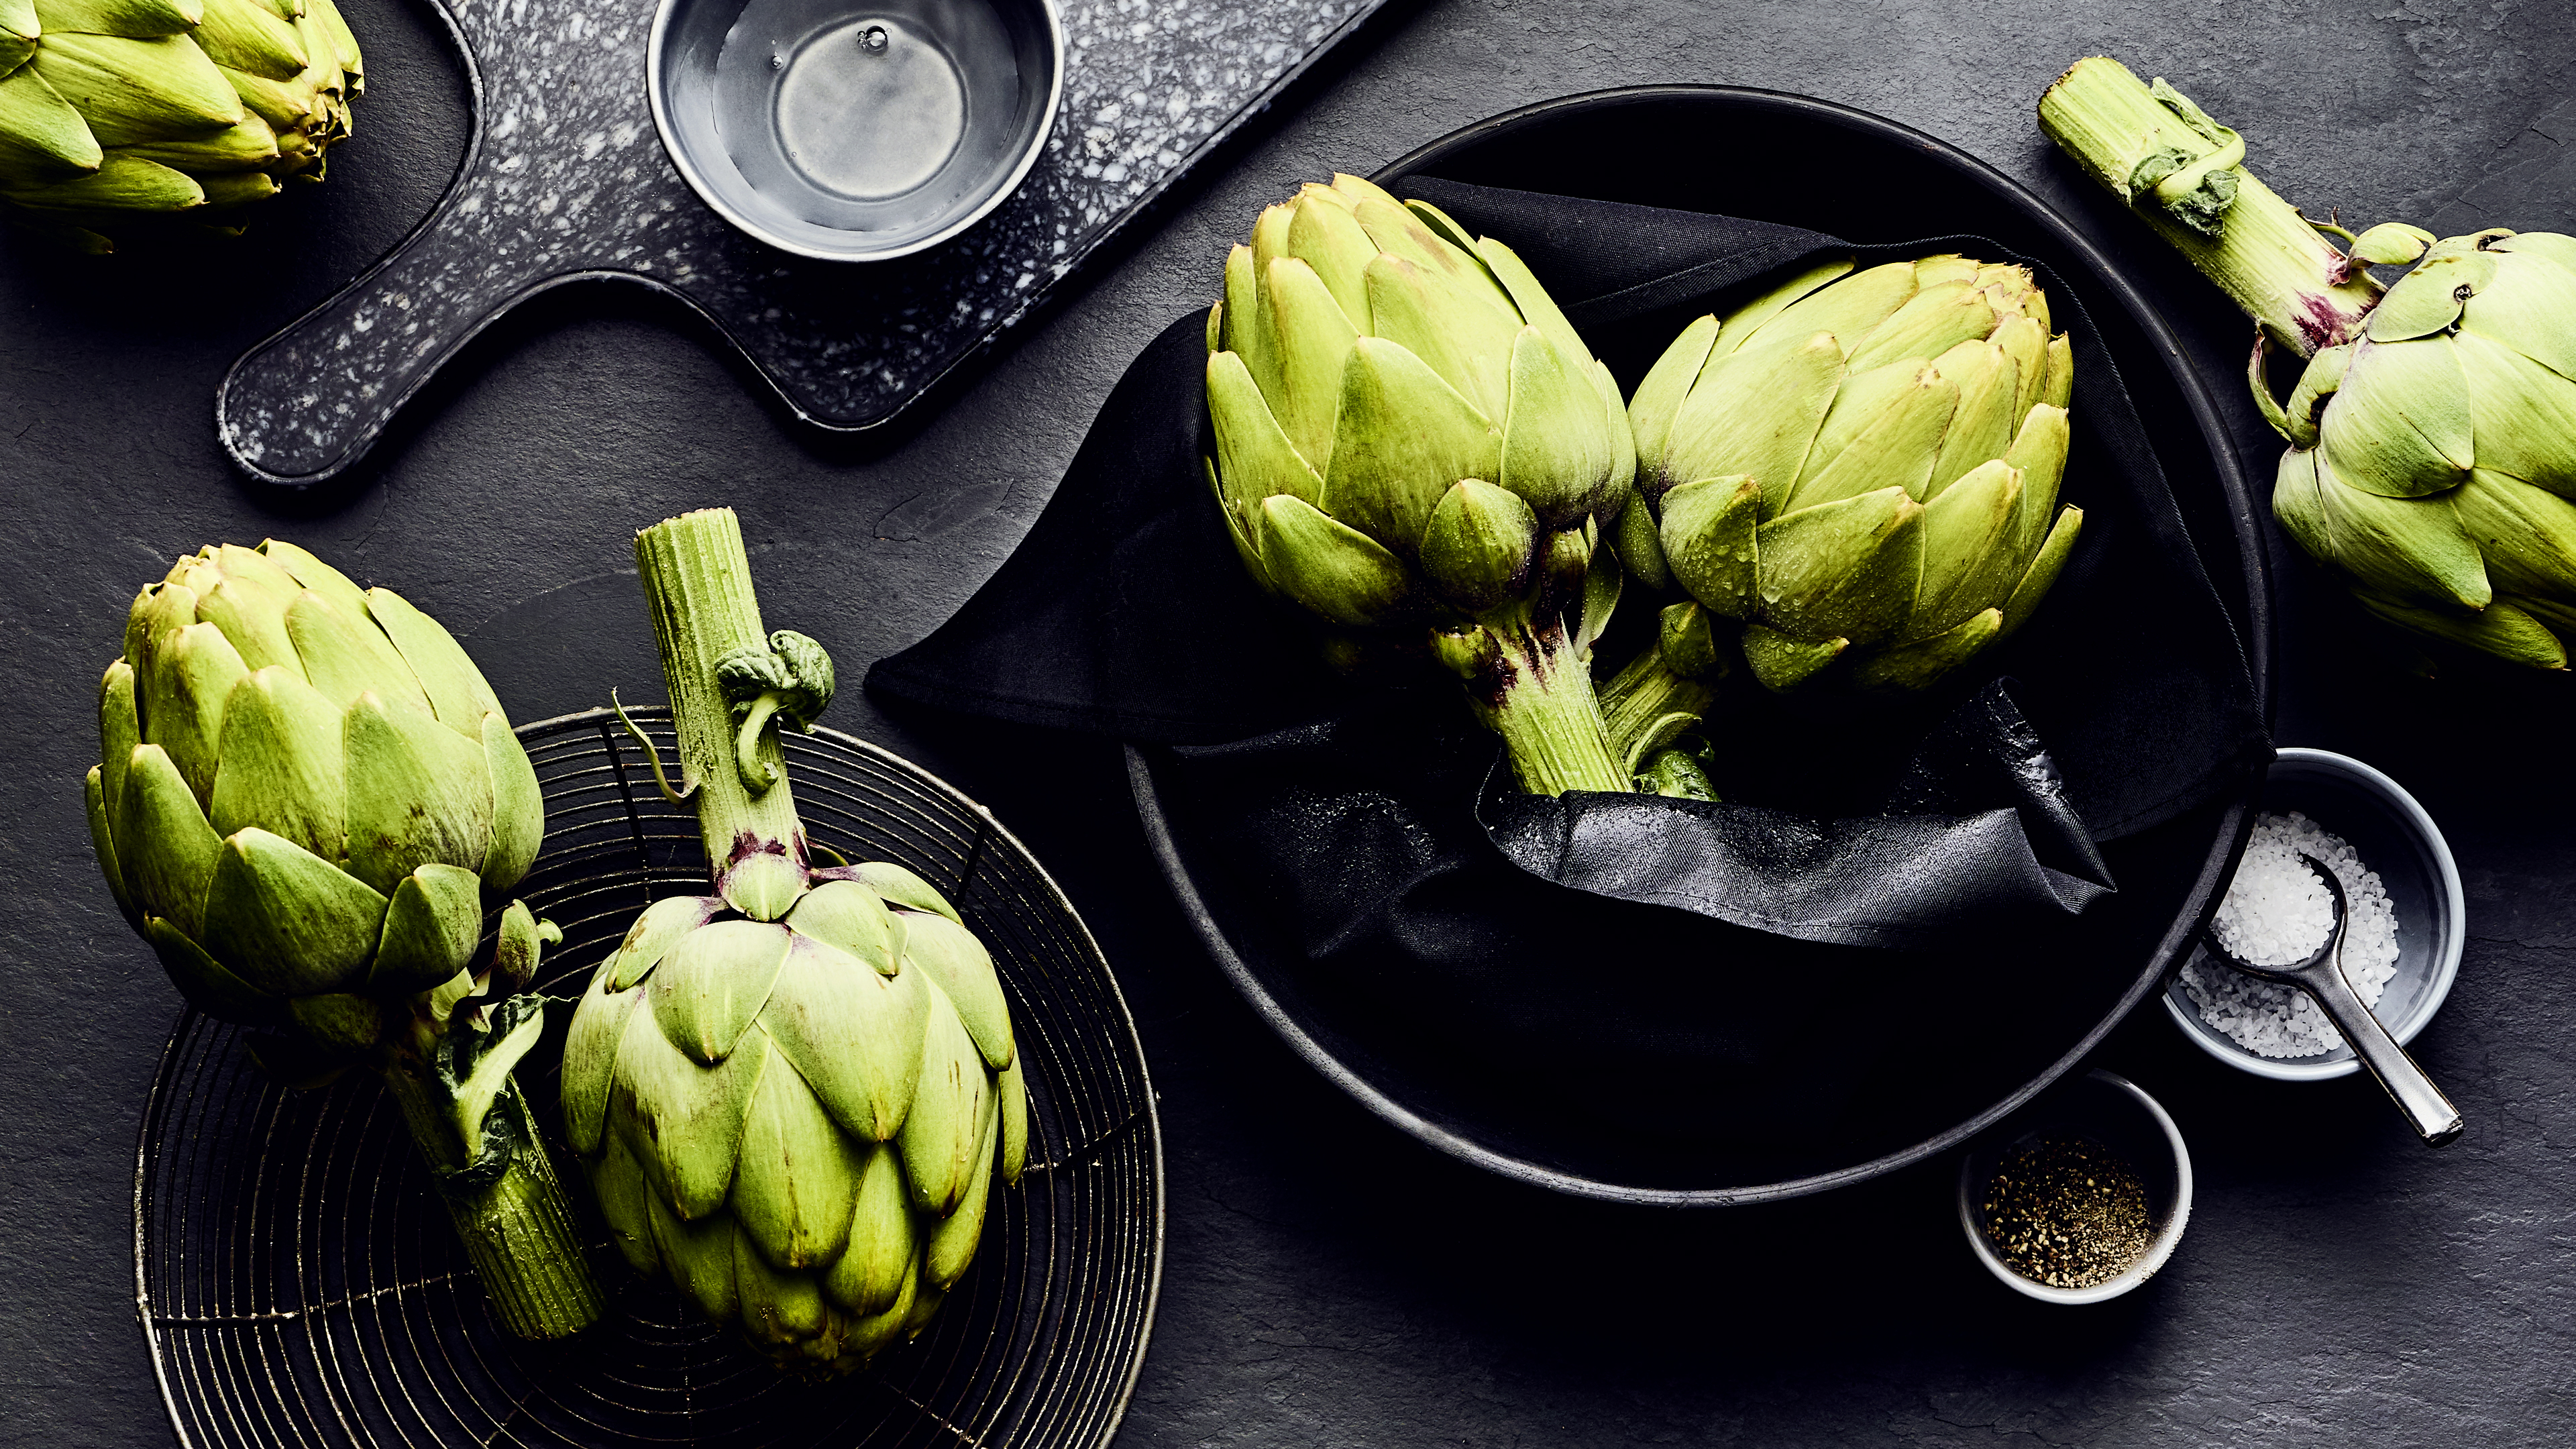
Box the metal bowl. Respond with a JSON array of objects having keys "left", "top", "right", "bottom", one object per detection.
[
  {"left": 649, "top": 0, "right": 1063, "bottom": 260},
  {"left": 136, "top": 708, "right": 1161, "bottom": 1449},
  {"left": 1955, "top": 1070, "right": 2193, "bottom": 1305},
  {"left": 2163, "top": 746, "right": 2465, "bottom": 1081}
]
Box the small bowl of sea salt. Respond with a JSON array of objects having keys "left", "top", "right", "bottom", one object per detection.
[{"left": 2163, "top": 747, "right": 2465, "bottom": 1081}]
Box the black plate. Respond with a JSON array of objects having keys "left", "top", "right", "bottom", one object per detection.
[{"left": 1128, "top": 86, "right": 2274, "bottom": 1205}]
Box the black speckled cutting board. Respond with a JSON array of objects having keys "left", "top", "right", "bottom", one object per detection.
[{"left": 217, "top": 0, "right": 1387, "bottom": 484}]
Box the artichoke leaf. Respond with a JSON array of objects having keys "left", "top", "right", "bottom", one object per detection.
[
  {"left": 362, "top": 586, "right": 505, "bottom": 733},
  {"left": 0, "top": 63, "right": 101, "bottom": 182},
  {"left": 99, "top": 658, "right": 139, "bottom": 826},
  {"left": 1846, "top": 280, "right": 1994, "bottom": 371},
  {"left": 1283, "top": 187, "right": 1374, "bottom": 328},
  {"left": 1256, "top": 256, "right": 1359, "bottom": 470},
  {"left": 645, "top": 1191, "right": 741, "bottom": 1322},
  {"left": 1926, "top": 340, "right": 2019, "bottom": 498},
  {"left": 283, "top": 587, "right": 431, "bottom": 716},
  {"left": 1754, "top": 486, "right": 1924, "bottom": 648},
  {"left": 368, "top": 861, "right": 482, "bottom": 994},
  {"left": 2450, "top": 471, "right": 2576, "bottom": 598},
  {"left": 732, "top": 1023, "right": 865, "bottom": 1270},
  {"left": 824, "top": 1144, "right": 916, "bottom": 1316},
  {"left": 2351, "top": 592, "right": 2565, "bottom": 669},
  {"left": 261, "top": 539, "right": 370, "bottom": 614},
  {"left": 1611, "top": 491, "right": 1674, "bottom": 594},
  {"left": 1322, "top": 335, "right": 1502, "bottom": 556},
  {"left": 1909, "top": 459, "right": 2024, "bottom": 640},
  {"left": 2314, "top": 454, "right": 2490, "bottom": 611},
  {"left": 1627, "top": 314, "right": 1720, "bottom": 493},
  {"left": 341, "top": 689, "right": 495, "bottom": 896},
  {"left": 998, "top": 1051, "right": 1029, "bottom": 1185},
  {"left": 588, "top": 1134, "right": 661, "bottom": 1277},
  {"left": 1739, "top": 625, "right": 1847, "bottom": 692},
  {"left": 87, "top": 767, "right": 140, "bottom": 927},
  {"left": 2367, "top": 250, "right": 2492, "bottom": 342},
  {"left": 1254, "top": 494, "right": 1418, "bottom": 628},
  {"left": 2318, "top": 336, "right": 2474, "bottom": 498},
  {"left": 561, "top": 963, "right": 641, "bottom": 1155},
  {"left": 1998, "top": 506, "right": 2085, "bottom": 641},
  {"left": 926, "top": 1082, "right": 1002, "bottom": 1291},
  {"left": 2002, "top": 405, "right": 2072, "bottom": 562},
  {"left": 614, "top": 997, "right": 763, "bottom": 1220},
  {"left": 186, "top": 545, "right": 306, "bottom": 674},
  {"left": 1496, "top": 325, "right": 1620, "bottom": 529},
  {"left": 146, "top": 912, "right": 278, "bottom": 1022},
  {"left": 1851, "top": 608, "right": 2002, "bottom": 692},
  {"left": 896, "top": 977, "right": 989, "bottom": 1216},
  {"left": 784, "top": 877, "right": 898, "bottom": 971},
  {"left": 606, "top": 894, "right": 724, "bottom": 991},
  {"left": 2452, "top": 331, "right": 2576, "bottom": 498},
  {"left": 901, "top": 912, "right": 1013, "bottom": 1071},
  {"left": 201, "top": 826, "right": 386, "bottom": 995},
  {"left": 1360, "top": 250, "right": 1519, "bottom": 422},
  {"left": 850, "top": 861, "right": 959, "bottom": 924},
  {"left": 759, "top": 932, "right": 929, "bottom": 1142},
  {"left": 1474, "top": 234, "right": 1591, "bottom": 379},
  {"left": 2272, "top": 448, "right": 2332, "bottom": 567},
  {"left": 1787, "top": 362, "right": 1959, "bottom": 513},
  {"left": 1718, "top": 257, "right": 1892, "bottom": 359},
  {"left": 846, "top": 1245, "right": 922, "bottom": 1360},
  {"left": 476, "top": 713, "right": 543, "bottom": 889},
  {"left": 208, "top": 665, "right": 345, "bottom": 863},
  {"left": 649, "top": 917, "right": 792, "bottom": 1066},
  {"left": 30, "top": 0, "right": 203, "bottom": 40},
  {"left": 730, "top": 1203, "right": 832, "bottom": 1344},
  {"left": 1417, "top": 479, "right": 1536, "bottom": 615},
  {"left": 284, "top": 991, "right": 380, "bottom": 1055},
  {"left": 1204, "top": 349, "right": 1322, "bottom": 513},
  {"left": 148, "top": 622, "right": 250, "bottom": 808},
  {"left": 29, "top": 33, "right": 241, "bottom": 146},
  {"left": 1657, "top": 475, "right": 1762, "bottom": 621},
  {"left": 193, "top": 0, "right": 310, "bottom": 81},
  {"left": 1661, "top": 331, "right": 1845, "bottom": 517},
  {"left": 117, "top": 743, "right": 222, "bottom": 938}
]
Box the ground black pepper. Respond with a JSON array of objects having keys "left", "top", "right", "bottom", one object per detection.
[{"left": 1978, "top": 1134, "right": 2154, "bottom": 1289}]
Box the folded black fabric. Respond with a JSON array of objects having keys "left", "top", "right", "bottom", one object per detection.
[{"left": 869, "top": 178, "right": 2267, "bottom": 953}]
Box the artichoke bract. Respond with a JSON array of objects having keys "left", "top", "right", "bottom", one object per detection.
[
  {"left": 2041, "top": 57, "right": 2576, "bottom": 669},
  {"left": 0, "top": 0, "right": 362, "bottom": 251},
  {"left": 87, "top": 541, "right": 601, "bottom": 1340},
  {"left": 1204, "top": 174, "right": 1638, "bottom": 796},
  {"left": 564, "top": 508, "right": 1026, "bottom": 1374},
  {"left": 1613, "top": 254, "right": 2084, "bottom": 705}
]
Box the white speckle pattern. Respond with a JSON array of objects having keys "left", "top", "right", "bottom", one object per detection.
[
  {"left": 2182, "top": 810, "right": 2402, "bottom": 1059},
  {"left": 219, "top": 0, "right": 1379, "bottom": 482}
]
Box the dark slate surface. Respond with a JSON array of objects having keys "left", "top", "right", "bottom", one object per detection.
[{"left": 5, "top": 0, "right": 2574, "bottom": 1443}]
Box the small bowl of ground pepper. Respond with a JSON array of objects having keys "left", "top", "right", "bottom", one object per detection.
[{"left": 1955, "top": 1070, "right": 2192, "bottom": 1303}]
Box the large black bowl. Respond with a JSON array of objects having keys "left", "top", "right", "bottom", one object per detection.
[{"left": 1128, "top": 86, "right": 2274, "bottom": 1205}]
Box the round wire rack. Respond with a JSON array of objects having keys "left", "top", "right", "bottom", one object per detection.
[{"left": 133, "top": 707, "right": 1164, "bottom": 1449}]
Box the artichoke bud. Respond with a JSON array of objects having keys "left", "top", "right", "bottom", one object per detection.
[
  {"left": 1635, "top": 741, "right": 1719, "bottom": 801},
  {"left": 1429, "top": 623, "right": 1502, "bottom": 683},
  {"left": 1417, "top": 479, "right": 1536, "bottom": 614}
]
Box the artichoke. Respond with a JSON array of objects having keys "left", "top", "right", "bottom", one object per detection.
[
  {"left": 564, "top": 508, "right": 1025, "bottom": 1373},
  {"left": 87, "top": 540, "right": 602, "bottom": 1340},
  {"left": 2041, "top": 57, "right": 2576, "bottom": 669},
  {"left": 1203, "top": 173, "right": 1638, "bottom": 796},
  {"left": 1611, "top": 253, "right": 2084, "bottom": 706},
  {"left": 0, "top": 0, "right": 362, "bottom": 250}
]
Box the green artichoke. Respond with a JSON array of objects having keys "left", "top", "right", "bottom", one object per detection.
[
  {"left": 1615, "top": 254, "right": 2084, "bottom": 698},
  {"left": 565, "top": 508, "right": 1025, "bottom": 1373},
  {"left": 2041, "top": 57, "right": 2576, "bottom": 670},
  {"left": 1203, "top": 173, "right": 1638, "bottom": 796},
  {"left": 87, "top": 540, "right": 601, "bottom": 1340},
  {"left": 0, "top": 0, "right": 362, "bottom": 250}
]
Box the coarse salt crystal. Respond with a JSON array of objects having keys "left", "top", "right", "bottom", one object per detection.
[{"left": 2181, "top": 810, "right": 2401, "bottom": 1059}]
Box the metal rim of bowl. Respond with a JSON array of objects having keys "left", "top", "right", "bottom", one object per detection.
[
  {"left": 645, "top": 0, "right": 1067, "bottom": 262},
  {"left": 2161, "top": 745, "right": 2467, "bottom": 1081},
  {"left": 1953, "top": 1069, "right": 2194, "bottom": 1305},
  {"left": 1127, "top": 83, "right": 2277, "bottom": 1206}
]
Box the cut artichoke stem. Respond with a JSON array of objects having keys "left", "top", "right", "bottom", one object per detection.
[
  {"left": 1438, "top": 600, "right": 1630, "bottom": 796},
  {"left": 2038, "top": 56, "right": 2381, "bottom": 357},
  {"left": 633, "top": 511, "right": 816, "bottom": 921},
  {"left": 380, "top": 1065, "right": 605, "bottom": 1341}
]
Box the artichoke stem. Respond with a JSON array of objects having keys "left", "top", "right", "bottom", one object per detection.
[
  {"left": 633, "top": 511, "right": 811, "bottom": 920},
  {"left": 1598, "top": 648, "right": 1719, "bottom": 771},
  {"left": 2037, "top": 56, "right": 2380, "bottom": 356},
  {"left": 1451, "top": 606, "right": 1631, "bottom": 796},
  {"left": 380, "top": 1065, "right": 604, "bottom": 1340}
]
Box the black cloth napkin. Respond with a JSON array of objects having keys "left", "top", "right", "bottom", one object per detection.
[{"left": 870, "top": 180, "right": 2267, "bottom": 953}]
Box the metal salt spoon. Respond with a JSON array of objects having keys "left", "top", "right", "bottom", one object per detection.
[{"left": 2202, "top": 851, "right": 2464, "bottom": 1147}]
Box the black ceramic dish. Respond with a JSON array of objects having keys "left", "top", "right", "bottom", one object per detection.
[{"left": 1128, "top": 86, "right": 2275, "bottom": 1205}]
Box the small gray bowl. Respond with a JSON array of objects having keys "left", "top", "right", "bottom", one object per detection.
[
  {"left": 1956, "top": 1070, "right": 2192, "bottom": 1305},
  {"left": 649, "top": 0, "right": 1063, "bottom": 260},
  {"left": 2162, "top": 747, "right": 2465, "bottom": 1081}
]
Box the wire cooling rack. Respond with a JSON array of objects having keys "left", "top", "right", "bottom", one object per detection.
[{"left": 133, "top": 707, "right": 1163, "bottom": 1449}]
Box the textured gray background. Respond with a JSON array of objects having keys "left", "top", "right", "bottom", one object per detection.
[{"left": 5, "top": 0, "right": 2575, "bottom": 1444}]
